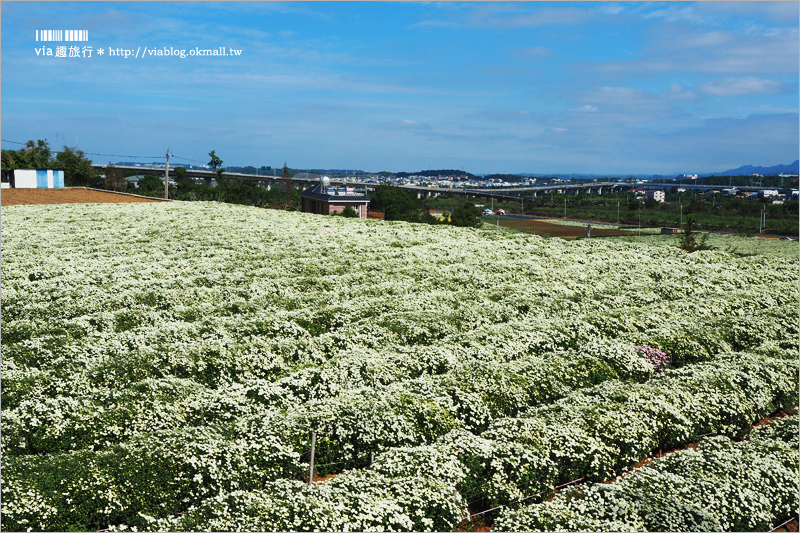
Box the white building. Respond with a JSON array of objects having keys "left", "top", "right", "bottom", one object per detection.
[
  {"left": 10, "top": 169, "right": 65, "bottom": 188},
  {"left": 647, "top": 190, "right": 666, "bottom": 203}
]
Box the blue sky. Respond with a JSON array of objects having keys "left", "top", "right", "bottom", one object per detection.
[{"left": 2, "top": 1, "right": 798, "bottom": 175}]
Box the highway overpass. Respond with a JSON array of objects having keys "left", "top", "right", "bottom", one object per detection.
[{"left": 93, "top": 166, "right": 793, "bottom": 200}]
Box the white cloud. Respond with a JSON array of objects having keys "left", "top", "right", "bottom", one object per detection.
[
  {"left": 699, "top": 77, "right": 785, "bottom": 96},
  {"left": 598, "top": 3, "right": 624, "bottom": 16},
  {"left": 587, "top": 26, "right": 798, "bottom": 76},
  {"left": 692, "top": 2, "right": 799, "bottom": 27},
  {"left": 569, "top": 105, "right": 598, "bottom": 112},
  {"left": 641, "top": 5, "right": 695, "bottom": 23},
  {"left": 521, "top": 46, "right": 553, "bottom": 58},
  {"left": 410, "top": 19, "right": 459, "bottom": 29},
  {"left": 462, "top": 3, "right": 598, "bottom": 28},
  {"left": 662, "top": 82, "right": 699, "bottom": 102}
]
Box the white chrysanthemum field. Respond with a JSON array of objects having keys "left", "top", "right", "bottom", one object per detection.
[{"left": 2, "top": 201, "right": 797, "bottom": 532}]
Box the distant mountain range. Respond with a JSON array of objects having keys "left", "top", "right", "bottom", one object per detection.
[{"left": 701, "top": 160, "right": 799, "bottom": 177}]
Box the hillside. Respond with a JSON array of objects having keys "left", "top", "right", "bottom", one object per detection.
[
  {"left": 2, "top": 201, "right": 797, "bottom": 531},
  {"left": 703, "top": 160, "right": 799, "bottom": 177}
]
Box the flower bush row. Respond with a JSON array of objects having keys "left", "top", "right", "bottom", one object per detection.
[
  {"left": 2, "top": 201, "right": 797, "bottom": 531},
  {"left": 493, "top": 414, "right": 799, "bottom": 532}
]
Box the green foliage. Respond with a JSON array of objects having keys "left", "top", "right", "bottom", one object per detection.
[
  {"left": 680, "top": 214, "right": 711, "bottom": 252},
  {"left": 104, "top": 165, "right": 128, "bottom": 192},
  {"left": 56, "top": 146, "right": 103, "bottom": 188},
  {"left": 136, "top": 175, "right": 164, "bottom": 196},
  {"left": 173, "top": 166, "right": 190, "bottom": 185},
  {"left": 207, "top": 150, "right": 223, "bottom": 171},
  {"left": 1, "top": 140, "right": 103, "bottom": 188},
  {"left": 1, "top": 140, "right": 57, "bottom": 171},
  {"left": 340, "top": 205, "right": 358, "bottom": 218},
  {"left": 450, "top": 202, "right": 483, "bottom": 228},
  {"left": 369, "top": 184, "right": 421, "bottom": 222},
  {"left": 397, "top": 394, "right": 460, "bottom": 442},
  {"left": 430, "top": 190, "right": 799, "bottom": 236},
  {"left": 281, "top": 163, "right": 297, "bottom": 210}
]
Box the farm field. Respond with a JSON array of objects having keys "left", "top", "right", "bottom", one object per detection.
[
  {"left": 1, "top": 200, "right": 798, "bottom": 532},
  {"left": 481, "top": 216, "right": 632, "bottom": 238},
  {"left": 0, "top": 187, "right": 166, "bottom": 206},
  {"left": 484, "top": 216, "right": 800, "bottom": 258}
]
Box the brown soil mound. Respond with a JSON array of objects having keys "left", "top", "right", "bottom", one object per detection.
[{"left": 1, "top": 187, "right": 167, "bottom": 206}]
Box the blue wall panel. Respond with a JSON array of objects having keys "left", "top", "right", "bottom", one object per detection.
[{"left": 36, "top": 170, "right": 48, "bottom": 188}]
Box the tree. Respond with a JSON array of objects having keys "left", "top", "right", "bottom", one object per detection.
[
  {"left": 56, "top": 146, "right": 102, "bottom": 187},
  {"left": 104, "top": 164, "right": 127, "bottom": 191},
  {"left": 369, "top": 184, "right": 420, "bottom": 222},
  {"left": 208, "top": 150, "right": 223, "bottom": 172},
  {"left": 1, "top": 139, "right": 56, "bottom": 173},
  {"left": 679, "top": 215, "right": 710, "bottom": 252},
  {"left": 450, "top": 202, "right": 482, "bottom": 228},
  {"left": 341, "top": 205, "right": 358, "bottom": 218},
  {"left": 137, "top": 175, "right": 164, "bottom": 196},
  {"left": 420, "top": 210, "right": 439, "bottom": 225},
  {"left": 173, "top": 166, "right": 189, "bottom": 184},
  {"left": 24, "top": 140, "right": 55, "bottom": 169},
  {"left": 281, "top": 162, "right": 296, "bottom": 210}
]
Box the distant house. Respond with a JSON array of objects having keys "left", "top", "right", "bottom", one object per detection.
[
  {"left": 300, "top": 183, "right": 370, "bottom": 218},
  {"left": 6, "top": 169, "right": 65, "bottom": 189},
  {"left": 647, "top": 190, "right": 666, "bottom": 203},
  {"left": 125, "top": 175, "right": 144, "bottom": 188}
]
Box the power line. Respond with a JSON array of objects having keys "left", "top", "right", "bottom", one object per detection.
[
  {"left": 87, "top": 152, "right": 164, "bottom": 159},
  {"left": 3, "top": 139, "right": 233, "bottom": 169},
  {"left": 171, "top": 154, "right": 207, "bottom": 164},
  {"left": 2, "top": 139, "right": 163, "bottom": 160}
]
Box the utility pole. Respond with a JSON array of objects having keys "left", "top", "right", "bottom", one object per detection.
[{"left": 164, "top": 148, "right": 171, "bottom": 199}]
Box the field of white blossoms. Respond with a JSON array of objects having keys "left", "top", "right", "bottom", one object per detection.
[{"left": 2, "top": 201, "right": 798, "bottom": 532}]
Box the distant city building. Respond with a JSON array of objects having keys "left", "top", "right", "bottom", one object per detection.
[{"left": 647, "top": 190, "right": 666, "bottom": 203}]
